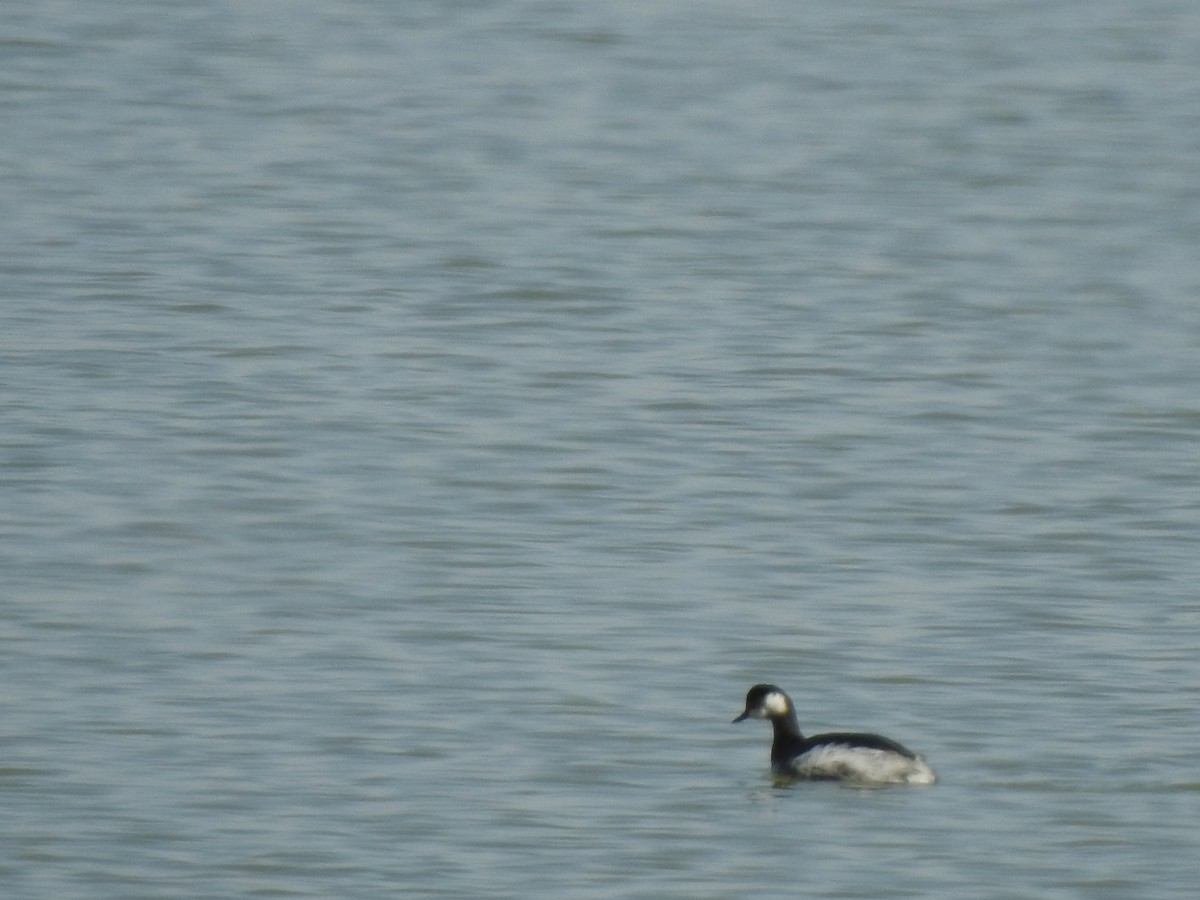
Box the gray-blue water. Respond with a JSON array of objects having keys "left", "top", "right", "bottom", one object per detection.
[{"left": 4, "top": 1, "right": 1200, "bottom": 896}]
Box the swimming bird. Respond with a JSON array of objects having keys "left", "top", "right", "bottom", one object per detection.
[{"left": 733, "top": 683, "right": 935, "bottom": 785}]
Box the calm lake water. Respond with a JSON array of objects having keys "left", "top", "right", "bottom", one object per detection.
[{"left": 4, "top": 0, "right": 1200, "bottom": 897}]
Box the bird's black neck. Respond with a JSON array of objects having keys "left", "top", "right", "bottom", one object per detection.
[{"left": 769, "top": 711, "right": 808, "bottom": 767}]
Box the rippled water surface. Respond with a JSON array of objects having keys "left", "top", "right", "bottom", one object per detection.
[{"left": 4, "top": 1, "right": 1200, "bottom": 897}]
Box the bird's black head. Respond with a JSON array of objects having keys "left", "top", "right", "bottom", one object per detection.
[{"left": 732, "top": 683, "right": 790, "bottom": 723}]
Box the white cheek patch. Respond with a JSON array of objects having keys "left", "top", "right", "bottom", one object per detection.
[{"left": 762, "top": 691, "right": 790, "bottom": 717}]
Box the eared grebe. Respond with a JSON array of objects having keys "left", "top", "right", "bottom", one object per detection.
[{"left": 733, "top": 684, "right": 936, "bottom": 786}]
